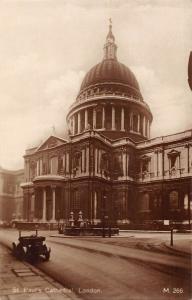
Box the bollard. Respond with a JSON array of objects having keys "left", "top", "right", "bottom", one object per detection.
[
  {"left": 102, "top": 226, "right": 105, "bottom": 238},
  {"left": 102, "top": 221, "right": 105, "bottom": 238},
  {"left": 170, "top": 228, "right": 173, "bottom": 246},
  {"left": 108, "top": 226, "right": 111, "bottom": 238}
]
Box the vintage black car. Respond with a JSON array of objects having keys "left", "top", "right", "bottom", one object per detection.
[{"left": 12, "top": 230, "right": 51, "bottom": 262}]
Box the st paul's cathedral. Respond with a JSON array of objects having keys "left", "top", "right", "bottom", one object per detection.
[{"left": 21, "top": 24, "right": 192, "bottom": 228}]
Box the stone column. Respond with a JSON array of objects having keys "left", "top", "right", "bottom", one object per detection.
[
  {"left": 42, "top": 188, "right": 46, "bottom": 222},
  {"left": 85, "top": 109, "right": 88, "bottom": 130},
  {"left": 154, "top": 151, "right": 157, "bottom": 177},
  {"left": 130, "top": 112, "right": 133, "bottom": 131},
  {"left": 102, "top": 106, "right": 105, "bottom": 129},
  {"left": 95, "top": 148, "right": 98, "bottom": 174},
  {"left": 121, "top": 107, "right": 125, "bottom": 131},
  {"left": 148, "top": 120, "right": 150, "bottom": 138},
  {"left": 143, "top": 116, "right": 146, "bottom": 136},
  {"left": 66, "top": 152, "right": 69, "bottom": 173},
  {"left": 82, "top": 149, "right": 85, "bottom": 173},
  {"left": 112, "top": 106, "right": 115, "bottom": 130},
  {"left": 93, "top": 108, "right": 96, "bottom": 129},
  {"left": 52, "top": 187, "right": 56, "bottom": 221},
  {"left": 86, "top": 147, "right": 89, "bottom": 175},
  {"left": 137, "top": 114, "right": 140, "bottom": 133},
  {"left": 77, "top": 112, "right": 81, "bottom": 134},
  {"left": 94, "top": 191, "right": 97, "bottom": 221},
  {"left": 123, "top": 152, "right": 126, "bottom": 177},
  {"left": 126, "top": 153, "right": 129, "bottom": 176},
  {"left": 98, "top": 149, "right": 101, "bottom": 174},
  {"left": 72, "top": 116, "right": 75, "bottom": 135}
]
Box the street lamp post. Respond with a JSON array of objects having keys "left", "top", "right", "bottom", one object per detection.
[
  {"left": 102, "top": 194, "right": 107, "bottom": 238},
  {"left": 170, "top": 221, "right": 174, "bottom": 246}
]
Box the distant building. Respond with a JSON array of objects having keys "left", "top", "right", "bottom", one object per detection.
[
  {"left": 188, "top": 51, "right": 192, "bottom": 90},
  {"left": 21, "top": 24, "right": 192, "bottom": 228},
  {"left": 0, "top": 167, "right": 24, "bottom": 223}
]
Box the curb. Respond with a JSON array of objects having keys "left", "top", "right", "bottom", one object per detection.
[
  {"left": 163, "top": 242, "right": 191, "bottom": 258},
  {"left": 50, "top": 239, "right": 191, "bottom": 275}
]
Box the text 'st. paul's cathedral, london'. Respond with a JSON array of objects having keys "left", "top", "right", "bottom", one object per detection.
[{"left": 21, "top": 24, "right": 192, "bottom": 228}]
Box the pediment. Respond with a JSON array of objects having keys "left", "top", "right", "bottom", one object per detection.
[
  {"left": 36, "top": 135, "right": 67, "bottom": 152},
  {"left": 140, "top": 155, "right": 151, "bottom": 161},
  {"left": 167, "top": 149, "right": 180, "bottom": 156}
]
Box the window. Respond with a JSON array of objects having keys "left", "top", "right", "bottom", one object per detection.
[
  {"left": 133, "top": 115, "right": 138, "bottom": 132},
  {"left": 184, "top": 194, "right": 188, "bottom": 210},
  {"left": 143, "top": 160, "right": 149, "bottom": 172},
  {"left": 113, "top": 153, "right": 123, "bottom": 177},
  {"left": 124, "top": 108, "right": 130, "bottom": 132},
  {"left": 71, "top": 190, "right": 80, "bottom": 210},
  {"left": 115, "top": 107, "right": 121, "bottom": 131},
  {"left": 74, "top": 114, "right": 78, "bottom": 134},
  {"left": 115, "top": 191, "right": 127, "bottom": 219},
  {"left": 96, "top": 106, "right": 102, "bottom": 129},
  {"left": 153, "top": 196, "right": 162, "bottom": 208},
  {"left": 100, "top": 152, "right": 110, "bottom": 176},
  {"left": 141, "top": 155, "right": 151, "bottom": 173},
  {"left": 50, "top": 157, "right": 58, "bottom": 175},
  {"left": 58, "top": 156, "right": 63, "bottom": 173},
  {"left": 105, "top": 106, "right": 112, "bottom": 130},
  {"left": 170, "top": 155, "right": 177, "bottom": 168},
  {"left": 88, "top": 108, "right": 93, "bottom": 129},
  {"left": 169, "top": 190, "right": 179, "bottom": 209},
  {"left": 139, "top": 193, "right": 150, "bottom": 211},
  {"left": 73, "top": 152, "right": 82, "bottom": 175},
  {"left": 167, "top": 150, "right": 180, "bottom": 172},
  {"left": 80, "top": 110, "right": 85, "bottom": 132}
]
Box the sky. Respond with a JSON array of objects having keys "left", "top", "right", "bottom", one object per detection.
[{"left": 0, "top": 0, "right": 191, "bottom": 170}]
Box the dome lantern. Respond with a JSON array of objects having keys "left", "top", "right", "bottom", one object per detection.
[{"left": 103, "top": 19, "right": 117, "bottom": 60}]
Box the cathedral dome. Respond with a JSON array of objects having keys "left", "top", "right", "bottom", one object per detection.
[
  {"left": 67, "top": 21, "right": 152, "bottom": 142},
  {"left": 80, "top": 59, "right": 142, "bottom": 99},
  {"left": 77, "top": 22, "right": 143, "bottom": 101}
]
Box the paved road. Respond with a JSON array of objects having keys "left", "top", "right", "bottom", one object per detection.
[
  {"left": 39, "top": 237, "right": 190, "bottom": 300},
  {"left": 0, "top": 230, "right": 191, "bottom": 300}
]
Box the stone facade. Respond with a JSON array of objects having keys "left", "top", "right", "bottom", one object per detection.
[
  {"left": 21, "top": 24, "right": 192, "bottom": 228},
  {"left": 0, "top": 167, "right": 24, "bottom": 223}
]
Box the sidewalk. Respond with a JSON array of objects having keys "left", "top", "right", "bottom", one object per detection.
[
  {"left": 0, "top": 243, "right": 78, "bottom": 300},
  {"left": 164, "top": 239, "right": 192, "bottom": 256}
]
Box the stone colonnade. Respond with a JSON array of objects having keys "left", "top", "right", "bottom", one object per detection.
[
  {"left": 36, "top": 186, "right": 57, "bottom": 222},
  {"left": 69, "top": 105, "right": 150, "bottom": 138}
]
